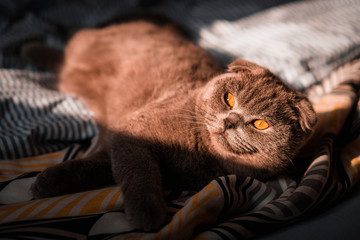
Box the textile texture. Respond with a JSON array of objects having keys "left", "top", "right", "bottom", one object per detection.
[{"left": 1, "top": 0, "right": 360, "bottom": 239}]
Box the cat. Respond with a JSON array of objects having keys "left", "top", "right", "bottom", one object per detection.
[{"left": 30, "top": 19, "right": 317, "bottom": 231}]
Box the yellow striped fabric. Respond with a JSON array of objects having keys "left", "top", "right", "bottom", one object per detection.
[
  {"left": 0, "top": 186, "right": 123, "bottom": 224},
  {"left": 342, "top": 132, "right": 360, "bottom": 187},
  {"left": 0, "top": 144, "right": 124, "bottom": 224},
  {"left": 0, "top": 151, "right": 64, "bottom": 180},
  {"left": 310, "top": 84, "right": 360, "bottom": 187},
  {"left": 302, "top": 84, "right": 357, "bottom": 157}
]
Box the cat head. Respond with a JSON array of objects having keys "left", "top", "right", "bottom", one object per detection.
[{"left": 198, "top": 59, "right": 317, "bottom": 179}]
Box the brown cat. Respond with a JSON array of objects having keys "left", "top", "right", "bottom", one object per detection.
[{"left": 30, "top": 20, "right": 317, "bottom": 231}]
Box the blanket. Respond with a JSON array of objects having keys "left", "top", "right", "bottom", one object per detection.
[{"left": 1, "top": 0, "right": 360, "bottom": 239}]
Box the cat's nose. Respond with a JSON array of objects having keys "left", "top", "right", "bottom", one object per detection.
[{"left": 224, "top": 113, "right": 240, "bottom": 130}]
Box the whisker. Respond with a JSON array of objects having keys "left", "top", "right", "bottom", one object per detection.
[
  {"left": 169, "top": 110, "right": 215, "bottom": 121},
  {"left": 165, "top": 106, "right": 220, "bottom": 131},
  {"left": 168, "top": 103, "right": 217, "bottom": 123},
  {"left": 256, "top": 151, "right": 274, "bottom": 163},
  {"left": 176, "top": 120, "right": 208, "bottom": 126},
  {"left": 167, "top": 114, "right": 197, "bottom": 120},
  {"left": 170, "top": 105, "right": 218, "bottom": 123},
  {"left": 255, "top": 145, "right": 295, "bottom": 169},
  {"left": 169, "top": 115, "right": 216, "bottom": 125},
  {"left": 188, "top": 126, "right": 209, "bottom": 131},
  {"left": 233, "top": 134, "right": 258, "bottom": 153},
  {"left": 168, "top": 117, "right": 214, "bottom": 126},
  {"left": 175, "top": 112, "right": 217, "bottom": 123},
  {"left": 194, "top": 104, "right": 217, "bottom": 119},
  {"left": 170, "top": 107, "right": 199, "bottom": 115},
  {"left": 204, "top": 119, "right": 218, "bottom": 129},
  {"left": 281, "top": 153, "right": 296, "bottom": 169}
]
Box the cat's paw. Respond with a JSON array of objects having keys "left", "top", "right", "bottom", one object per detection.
[
  {"left": 31, "top": 166, "right": 67, "bottom": 199},
  {"left": 125, "top": 192, "right": 167, "bottom": 231}
]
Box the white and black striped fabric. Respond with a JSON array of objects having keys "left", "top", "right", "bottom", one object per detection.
[
  {"left": 0, "top": 70, "right": 98, "bottom": 160},
  {"left": 159, "top": 0, "right": 360, "bottom": 90},
  {"left": 1, "top": 0, "right": 360, "bottom": 239}
]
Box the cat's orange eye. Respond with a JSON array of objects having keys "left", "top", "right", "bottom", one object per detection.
[
  {"left": 253, "top": 119, "right": 269, "bottom": 130},
  {"left": 224, "top": 93, "right": 235, "bottom": 108}
]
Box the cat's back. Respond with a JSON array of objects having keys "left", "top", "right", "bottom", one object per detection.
[{"left": 59, "top": 20, "right": 221, "bottom": 123}]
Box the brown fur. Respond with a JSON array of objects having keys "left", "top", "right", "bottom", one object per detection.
[{"left": 31, "top": 20, "right": 317, "bottom": 231}]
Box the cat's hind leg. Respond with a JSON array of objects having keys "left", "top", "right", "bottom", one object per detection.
[{"left": 31, "top": 149, "right": 114, "bottom": 198}]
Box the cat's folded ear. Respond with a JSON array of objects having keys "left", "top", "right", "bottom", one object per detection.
[
  {"left": 294, "top": 96, "right": 318, "bottom": 135},
  {"left": 229, "top": 58, "right": 317, "bottom": 134},
  {"left": 227, "top": 59, "right": 267, "bottom": 75}
]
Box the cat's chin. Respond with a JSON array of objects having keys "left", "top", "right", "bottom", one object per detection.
[
  {"left": 210, "top": 132, "right": 284, "bottom": 177},
  {"left": 215, "top": 134, "right": 244, "bottom": 155},
  {"left": 211, "top": 133, "right": 253, "bottom": 158},
  {"left": 211, "top": 131, "right": 257, "bottom": 155}
]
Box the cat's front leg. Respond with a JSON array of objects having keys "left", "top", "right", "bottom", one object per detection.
[
  {"left": 31, "top": 150, "right": 114, "bottom": 198},
  {"left": 110, "top": 134, "right": 167, "bottom": 231}
]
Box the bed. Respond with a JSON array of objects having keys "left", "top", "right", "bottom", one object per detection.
[{"left": 1, "top": 0, "right": 360, "bottom": 239}]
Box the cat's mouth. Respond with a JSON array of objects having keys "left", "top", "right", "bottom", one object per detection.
[{"left": 217, "top": 132, "right": 258, "bottom": 154}]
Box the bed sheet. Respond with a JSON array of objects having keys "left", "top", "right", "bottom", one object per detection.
[{"left": 1, "top": 0, "right": 360, "bottom": 239}]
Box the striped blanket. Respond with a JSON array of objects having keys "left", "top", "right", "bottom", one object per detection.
[{"left": 1, "top": 0, "right": 360, "bottom": 239}]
